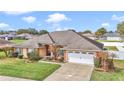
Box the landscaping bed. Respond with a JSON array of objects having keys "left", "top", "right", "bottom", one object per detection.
[
  {"left": 0, "top": 58, "right": 60, "bottom": 80},
  {"left": 91, "top": 60, "right": 124, "bottom": 81}
]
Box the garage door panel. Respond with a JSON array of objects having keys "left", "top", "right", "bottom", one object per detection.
[{"left": 68, "top": 53, "right": 94, "bottom": 65}]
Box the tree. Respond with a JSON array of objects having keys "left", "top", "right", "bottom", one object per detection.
[
  {"left": 95, "top": 27, "right": 107, "bottom": 37},
  {"left": 117, "top": 21, "right": 124, "bottom": 35},
  {"left": 83, "top": 30, "right": 92, "bottom": 34},
  {"left": 96, "top": 51, "right": 115, "bottom": 72},
  {"left": 38, "top": 30, "right": 48, "bottom": 35},
  {"left": 16, "top": 28, "right": 38, "bottom": 35}
]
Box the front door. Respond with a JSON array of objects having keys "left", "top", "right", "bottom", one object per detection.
[{"left": 45, "top": 45, "right": 51, "bottom": 56}]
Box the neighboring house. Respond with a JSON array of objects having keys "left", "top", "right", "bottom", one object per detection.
[
  {"left": 0, "top": 34, "right": 16, "bottom": 40},
  {"left": 103, "top": 32, "right": 124, "bottom": 41},
  {"left": 13, "top": 30, "right": 103, "bottom": 65},
  {"left": 81, "top": 33, "right": 96, "bottom": 40},
  {"left": 16, "top": 33, "right": 33, "bottom": 40}
]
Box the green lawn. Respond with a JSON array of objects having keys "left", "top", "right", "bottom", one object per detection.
[
  {"left": 104, "top": 46, "right": 118, "bottom": 51},
  {"left": 91, "top": 60, "right": 124, "bottom": 81},
  {"left": 0, "top": 58, "right": 60, "bottom": 80},
  {"left": 96, "top": 40, "right": 124, "bottom": 42},
  {"left": 10, "top": 39, "right": 27, "bottom": 44}
]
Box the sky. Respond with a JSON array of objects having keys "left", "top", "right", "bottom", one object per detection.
[{"left": 0, "top": 11, "right": 124, "bottom": 32}]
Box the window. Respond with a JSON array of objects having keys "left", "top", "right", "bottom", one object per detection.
[
  {"left": 81, "top": 52, "right": 86, "bottom": 54},
  {"left": 28, "top": 48, "right": 34, "bottom": 53},
  {"left": 75, "top": 51, "right": 80, "bottom": 53},
  {"left": 69, "top": 51, "right": 73, "bottom": 53},
  {"left": 87, "top": 52, "right": 94, "bottom": 55},
  {"left": 16, "top": 48, "right": 21, "bottom": 53},
  {"left": 58, "top": 50, "right": 64, "bottom": 56}
]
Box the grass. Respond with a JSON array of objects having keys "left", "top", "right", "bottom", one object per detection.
[
  {"left": 91, "top": 60, "right": 124, "bottom": 81},
  {"left": 96, "top": 40, "right": 124, "bottom": 42},
  {"left": 10, "top": 39, "right": 27, "bottom": 44},
  {"left": 104, "top": 46, "right": 118, "bottom": 51},
  {"left": 0, "top": 58, "right": 60, "bottom": 80}
]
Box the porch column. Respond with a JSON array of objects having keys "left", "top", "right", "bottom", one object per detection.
[
  {"left": 22, "top": 48, "right": 28, "bottom": 58},
  {"left": 64, "top": 50, "right": 68, "bottom": 62},
  {"left": 50, "top": 52, "right": 53, "bottom": 57}
]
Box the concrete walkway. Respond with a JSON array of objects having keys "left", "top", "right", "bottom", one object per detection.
[
  {"left": 0, "top": 76, "right": 33, "bottom": 81},
  {"left": 45, "top": 63, "right": 94, "bottom": 81}
]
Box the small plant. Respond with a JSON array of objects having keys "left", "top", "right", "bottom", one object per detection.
[
  {"left": 18, "top": 54, "right": 23, "bottom": 59},
  {"left": 28, "top": 51, "right": 41, "bottom": 61},
  {"left": 8, "top": 51, "right": 18, "bottom": 58},
  {"left": 94, "top": 58, "right": 100, "bottom": 68},
  {"left": 12, "top": 52, "right": 19, "bottom": 57}
]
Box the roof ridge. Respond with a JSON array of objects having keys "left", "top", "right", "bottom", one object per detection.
[
  {"left": 71, "top": 30, "right": 103, "bottom": 50},
  {"left": 47, "top": 33, "right": 55, "bottom": 44}
]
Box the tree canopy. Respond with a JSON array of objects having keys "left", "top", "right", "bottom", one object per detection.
[
  {"left": 95, "top": 27, "right": 107, "bottom": 37},
  {"left": 117, "top": 21, "right": 124, "bottom": 35},
  {"left": 0, "top": 28, "right": 49, "bottom": 35},
  {"left": 83, "top": 30, "right": 92, "bottom": 34}
]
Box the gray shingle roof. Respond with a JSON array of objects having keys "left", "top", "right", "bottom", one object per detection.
[
  {"left": 15, "top": 34, "right": 53, "bottom": 48},
  {"left": 50, "top": 31, "right": 103, "bottom": 50},
  {"left": 0, "top": 39, "right": 14, "bottom": 48},
  {"left": 82, "top": 33, "right": 95, "bottom": 37},
  {"left": 103, "top": 32, "right": 121, "bottom": 37},
  {"left": 0, "top": 39, "right": 13, "bottom": 45},
  {"left": 15, "top": 30, "right": 103, "bottom": 51}
]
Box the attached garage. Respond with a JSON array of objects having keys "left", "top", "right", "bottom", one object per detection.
[{"left": 67, "top": 52, "right": 94, "bottom": 65}]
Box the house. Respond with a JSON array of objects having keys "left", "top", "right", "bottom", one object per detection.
[
  {"left": 15, "top": 33, "right": 33, "bottom": 40},
  {"left": 103, "top": 32, "right": 123, "bottom": 41},
  {"left": 81, "top": 33, "right": 96, "bottom": 40},
  {"left": 0, "top": 34, "right": 16, "bottom": 40},
  {"left": 13, "top": 30, "right": 103, "bottom": 65}
]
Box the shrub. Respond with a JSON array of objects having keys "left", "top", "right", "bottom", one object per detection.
[
  {"left": 12, "top": 52, "right": 19, "bottom": 57},
  {"left": 18, "top": 54, "right": 23, "bottom": 59},
  {"left": 8, "top": 52, "right": 18, "bottom": 58},
  {"left": 57, "top": 56, "right": 64, "bottom": 62},
  {"left": 94, "top": 59, "right": 100, "bottom": 68},
  {"left": 28, "top": 51, "right": 41, "bottom": 61}
]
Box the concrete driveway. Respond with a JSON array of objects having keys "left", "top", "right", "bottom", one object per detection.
[{"left": 45, "top": 63, "right": 94, "bottom": 81}]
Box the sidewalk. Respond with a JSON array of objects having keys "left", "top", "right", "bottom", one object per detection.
[{"left": 0, "top": 76, "right": 33, "bottom": 81}]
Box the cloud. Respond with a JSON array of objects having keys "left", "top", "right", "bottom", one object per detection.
[
  {"left": 0, "top": 23, "right": 9, "bottom": 28},
  {"left": 22, "top": 16, "right": 36, "bottom": 23},
  {"left": 55, "top": 27, "right": 62, "bottom": 31},
  {"left": 0, "top": 22, "right": 16, "bottom": 30},
  {"left": 55, "top": 27, "right": 75, "bottom": 31},
  {"left": 46, "top": 13, "right": 71, "bottom": 31},
  {"left": 101, "top": 22, "right": 110, "bottom": 27},
  {"left": 46, "top": 13, "right": 70, "bottom": 23},
  {"left": 112, "top": 14, "right": 124, "bottom": 22},
  {"left": 3, "top": 11, "right": 31, "bottom": 15}
]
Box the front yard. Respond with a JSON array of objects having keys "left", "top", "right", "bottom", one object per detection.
[
  {"left": 0, "top": 58, "right": 60, "bottom": 80},
  {"left": 104, "top": 46, "right": 118, "bottom": 51},
  {"left": 91, "top": 60, "right": 124, "bottom": 81},
  {"left": 10, "top": 39, "right": 27, "bottom": 44},
  {"left": 96, "top": 40, "right": 124, "bottom": 42}
]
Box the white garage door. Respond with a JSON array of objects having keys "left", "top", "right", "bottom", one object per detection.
[
  {"left": 68, "top": 53, "right": 94, "bottom": 65},
  {"left": 107, "top": 37, "right": 121, "bottom": 41}
]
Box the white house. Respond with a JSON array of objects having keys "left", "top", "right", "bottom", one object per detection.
[{"left": 103, "top": 32, "right": 123, "bottom": 41}]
